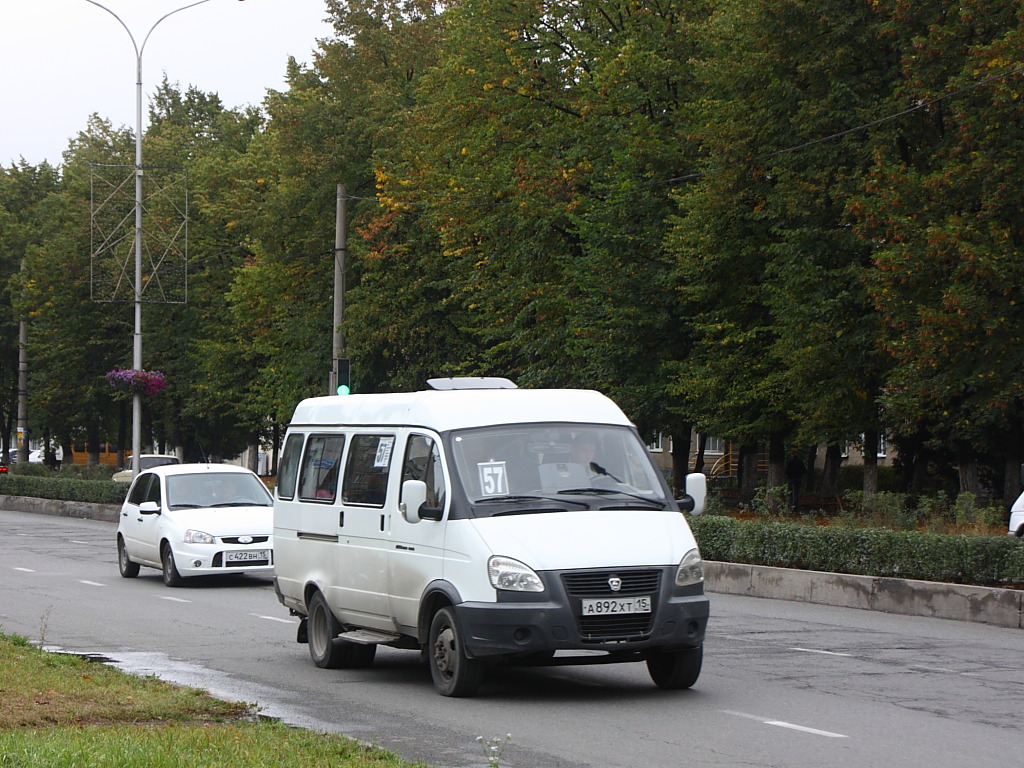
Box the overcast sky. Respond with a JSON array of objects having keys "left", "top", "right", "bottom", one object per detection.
[{"left": 1, "top": 0, "right": 333, "bottom": 167}]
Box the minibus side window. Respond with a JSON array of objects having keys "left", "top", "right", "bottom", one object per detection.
[
  {"left": 298, "top": 435, "right": 346, "bottom": 503},
  {"left": 401, "top": 434, "right": 446, "bottom": 511},
  {"left": 342, "top": 435, "right": 394, "bottom": 507},
  {"left": 276, "top": 433, "right": 305, "bottom": 500}
]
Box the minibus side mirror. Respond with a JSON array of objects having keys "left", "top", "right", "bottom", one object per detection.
[
  {"left": 677, "top": 472, "right": 707, "bottom": 516},
  {"left": 400, "top": 479, "right": 442, "bottom": 523}
]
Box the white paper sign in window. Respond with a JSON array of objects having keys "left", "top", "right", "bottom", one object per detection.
[
  {"left": 478, "top": 461, "right": 508, "bottom": 496},
  {"left": 374, "top": 437, "right": 395, "bottom": 468}
]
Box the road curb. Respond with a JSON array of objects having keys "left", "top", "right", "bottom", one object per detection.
[
  {"left": 5, "top": 495, "right": 1021, "bottom": 629},
  {"left": 704, "top": 561, "right": 1024, "bottom": 629},
  {"left": 0, "top": 494, "right": 121, "bottom": 524}
]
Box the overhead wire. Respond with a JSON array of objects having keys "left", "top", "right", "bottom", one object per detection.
[{"left": 650, "top": 63, "right": 1024, "bottom": 187}]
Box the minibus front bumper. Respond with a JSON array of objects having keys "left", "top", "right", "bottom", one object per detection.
[{"left": 454, "top": 568, "right": 709, "bottom": 659}]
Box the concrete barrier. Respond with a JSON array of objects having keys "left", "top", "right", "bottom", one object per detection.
[
  {"left": 704, "top": 561, "right": 1024, "bottom": 629},
  {"left": 4, "top": 494, "right": 1021, "bottom": 629},
  {"left": 0, "top": 494, "right": 121, "bottom": 524}
]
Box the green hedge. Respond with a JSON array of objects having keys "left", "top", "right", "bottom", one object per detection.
[
  {"left": 690, "top": 514, "right": 1024, "bottom": 588},
  {"left": 0, "top": 474, "right": 128, "bottom": 505}
]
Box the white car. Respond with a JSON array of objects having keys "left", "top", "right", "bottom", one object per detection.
[
  {"left": 112, "top": 454, "right": 180, "bottom": 483},
  {"left": 1010, "top": 496, "right": 1024, "bottom": 537},
  {"left": 117, "top": 464, "right": 274, "bottom": 587}
]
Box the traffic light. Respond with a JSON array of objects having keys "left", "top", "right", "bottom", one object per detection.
[{"left": 335, "top": 357, "right": 351, "bottom": 395}]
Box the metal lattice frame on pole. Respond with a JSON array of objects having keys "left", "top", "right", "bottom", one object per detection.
[{"left": 89, "top": 163, "right": 189, "bottom": 305}]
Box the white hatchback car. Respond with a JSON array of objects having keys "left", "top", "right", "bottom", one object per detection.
[
  {"left": 117, "top": 464, "right": 274, "bottom": 587},
  {"left": 111, "top": 454, "right": 180, "bottom": 483}
]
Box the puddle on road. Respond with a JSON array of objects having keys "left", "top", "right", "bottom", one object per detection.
[{"left": 47, "top": 645, "right": 353, "bottom": 735}]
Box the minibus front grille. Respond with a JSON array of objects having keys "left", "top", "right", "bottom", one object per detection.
[
  {"left": 562, "top": 569, "right": 661, "bottom": 640},
  {"left": 562, "top": 569, "right": 661, "bottom": 596}
]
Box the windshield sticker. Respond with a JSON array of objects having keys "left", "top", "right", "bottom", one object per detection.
[
  {"left": 478, "top": 461, "right": 509, "bottom": 496},
  {"left": 374, "top": 437, "right": 395, "bottom": 468}
]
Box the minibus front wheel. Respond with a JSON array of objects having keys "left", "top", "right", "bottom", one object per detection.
[{"left": 428, "top": 606, "right": 484, "bottom": 697}]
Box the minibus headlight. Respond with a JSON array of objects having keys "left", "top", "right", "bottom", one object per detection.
[
  {"left": 675, "top": 548, "right": 704, "bottom": 587},
  {"left": 184, "top": 529, "right": 215, "bottom": 545},
  {"left": 488, "top": 556, "right": 545, "bottom": 592}
]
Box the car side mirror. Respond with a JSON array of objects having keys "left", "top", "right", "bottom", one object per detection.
[
  {"left": 677, "top": 472, "right": 707, "bottom": 516},
  {"left": 400, "top": 479, "right": 442, "bottom": 523},
  {"left": 139, "top": 501, "right": 160, "bottom": 515}
]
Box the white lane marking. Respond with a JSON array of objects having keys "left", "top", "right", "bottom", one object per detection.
[
  {"left": 722, "top": 710, "right": 848, "bottom": 739},
  {"left": 253, "top": 614, "right": 296, "bottom": 624},
  {"left": 14, "top": 567, "right": 35, "bottom": 572},
  {"left": 791, "top": 647, "right": 852, "bottom": 657},
  {"left": 766, "top": 720, "right": 848, "bottom": 738},
  {"left": 80, "top": 580, "right": 106, "bottom": 587},
  {"left": 159, "top": 596, "right": 192, "bottom": 603},
  {"left": 71, "top": 540, "right": 89, "bottom": 545}
]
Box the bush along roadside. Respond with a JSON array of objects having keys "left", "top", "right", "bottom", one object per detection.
[
  {"left": 689, "top": 514, "right": 1024, "bottom": 589},
  {"left": 0, "top": 474, "right": 127, "bottom": 506}
]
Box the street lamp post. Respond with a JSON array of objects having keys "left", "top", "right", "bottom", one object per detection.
[{"left": 84, "top": 0, "right": 241, "bottom": 477}]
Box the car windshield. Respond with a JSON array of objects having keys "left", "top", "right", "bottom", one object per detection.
[
  {"left": 141, "top": 456, "right": 179, "bottom": 470},
  {"left": 449, "top": 423, "right": 669, "bottom": 514},
  {"left": 166, "top": 472, "right": 273, "bottom": 509}
]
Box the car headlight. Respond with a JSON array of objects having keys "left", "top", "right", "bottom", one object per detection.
[
  {"left": 675, "top": 547, "right": 704, "bottom": 587},
  {"left": 184, "top": 529, "right": 215, "bottom": 545},
  {"left": 488, "top": 556, "right": 544, "bottom": 592}
]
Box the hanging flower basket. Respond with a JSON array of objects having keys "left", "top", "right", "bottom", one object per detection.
[{"left": 106, "top": 369, "right": 166, "bottom": 397}]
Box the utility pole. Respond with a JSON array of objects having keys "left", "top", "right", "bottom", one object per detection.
[
  {"left": 17, "top": 260, "right": 28, "bottom": 464},
  {"left": 330, "top": 183, "right": 347, "bottom": 395}
]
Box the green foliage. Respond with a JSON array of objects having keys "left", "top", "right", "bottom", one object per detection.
[
  {"left": 0, "top": 475, "right": 127, "bottom": 505},
  {"left": 4, "top": 0, "right": 1024, "bottom": 504},
  {"left": 690, "top": 515, "right": 1024, "bottom": 587}
]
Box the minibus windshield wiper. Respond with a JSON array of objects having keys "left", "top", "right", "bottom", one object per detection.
[
  {"left": 556, "top": 488, "right": 667, "bottom": 508},
  {"left": 474, "top": 494, "right": 589, "bottom": 508},
  {"left": 491, "top": 507, "right": 569, "bottom": 516}
]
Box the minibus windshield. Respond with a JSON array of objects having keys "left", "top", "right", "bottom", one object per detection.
[{"left": 449, "top": 423, "right": 669, "bottom": 513}]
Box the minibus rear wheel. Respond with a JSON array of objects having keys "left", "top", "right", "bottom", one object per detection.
[{"left": 307, "top": 591, "right": 376, "bottom": 669}]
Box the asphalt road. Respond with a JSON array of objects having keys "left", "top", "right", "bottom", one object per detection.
[{"left": 1, "top": 509, "right": 1021, "bottom": 768}]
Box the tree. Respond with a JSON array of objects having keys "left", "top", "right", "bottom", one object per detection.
[
  {"left": 667, "top": 0, "right": 893, "bottom": 500},
  {"left": 853, "top": 0, "right": 1024, "bottom": 498},
  {"left": 371, "top": 0, "right": 710, "bottom": 476},
  {"left": 18, "top": 116, "right": 136, "bottom": 463},
  {"left": 0, "top": 160, "right": 60, "bottom": 459}
]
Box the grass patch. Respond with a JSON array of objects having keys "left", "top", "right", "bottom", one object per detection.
[{"left": 0, "top": 632, "right": 426, "bottom": 768}]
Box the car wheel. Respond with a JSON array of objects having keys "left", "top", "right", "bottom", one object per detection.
[
  {"left": 647, "top": 645, "right": 702, "bottom": 689},
  {"left": 428, "top": 606, "right": 483, "bottom": 697},
  {"left": 306, "top": 591, "right": 375, "bottom": 669},
  {"left": 307, "top": 591, "right": 341, "bottom": 668},
  {"left": 117, "top": 535, "right": 140, "bottom": 578},
  {"left": 161, "top": 543, "right": 185, "bottom": 587}
]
